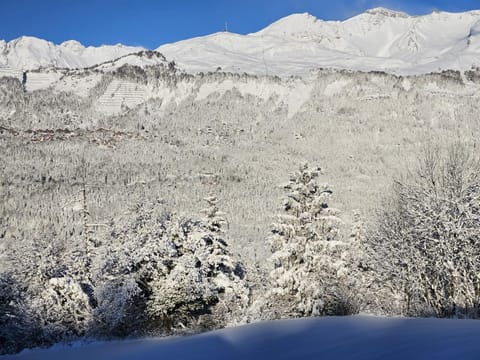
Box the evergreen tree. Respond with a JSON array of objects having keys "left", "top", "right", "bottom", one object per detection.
[
  {"left": 264, "top": 163, "right": 354, "bottom": 318},
  {"left": 94, "top": 199, "right": 248, "bottom": 335}
]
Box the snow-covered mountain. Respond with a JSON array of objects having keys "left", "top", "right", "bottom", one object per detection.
[
  {"left": 2, "top": 8, "right": 480, "bottom": 75},
  {"left": 157, "top": 7, "right": 480, "bottom": 75},
  {"left": 0, "top": 36, "right": 144, "bottom": 70}
]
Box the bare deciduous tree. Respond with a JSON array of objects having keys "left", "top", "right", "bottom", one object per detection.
[{"left": 368, "top": 142, "right": 480, "bottom": 317}]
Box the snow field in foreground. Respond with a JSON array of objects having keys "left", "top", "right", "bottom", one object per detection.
[{"left": 5, "top": 316, "right": 480, "bottom": 360}]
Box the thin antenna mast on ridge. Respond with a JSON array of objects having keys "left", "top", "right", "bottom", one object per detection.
[{"left": 224, "top": 22, "right": 228, "bottom": 32}]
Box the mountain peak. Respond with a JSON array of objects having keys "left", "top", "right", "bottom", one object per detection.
[
  {"left": 10, "top": 36, "right": 50, "bottom": 46},
  {"left": 61, "top": 40, "right": 84, "bottom": 47},
  {"left": 281, "top": 12, "right": 317, "bottom": 20},
  {"left": 254, "top": 12, "right": 320, "bottom": 37},
  {"left": 60, "top": 40, "right": 85, "bottom": 53},
  {"left": 364, "top": 7, "right": 409, "bottom": 18},
  {"left": 269, "top": 12, "right": 318, "bottom": 26}
]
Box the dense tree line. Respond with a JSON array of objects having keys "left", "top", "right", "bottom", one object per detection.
[{"left": 3, "top": 143, "right": 480, "bottom": 354}]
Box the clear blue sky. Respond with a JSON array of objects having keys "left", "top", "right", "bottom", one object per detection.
[{"left": 1, "top": 0, "right": 479, "bottom": 48}]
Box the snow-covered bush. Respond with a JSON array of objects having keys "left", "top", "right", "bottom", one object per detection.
[
  {"left": 0, "top": 232, "right": 95, "bottom": 351},
  {"left": 92, "top": 275, "right": 143, "bottom": 337},
  {"left": 29, "top": 277, "right": 93, "bottom": 342},
  {"left": 368, "top": 142, "right": 480, "bottom": 317},
  {"left": 262, "top": 163, "right": 359, "bottom": 319},
  {"left": 0, "top": 272, "right": 39, "bottom": 355},
  {"left": 94, "top": 199, "right": 248, "bottom": 335}
]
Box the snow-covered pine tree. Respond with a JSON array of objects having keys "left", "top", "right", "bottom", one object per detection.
[
  {"left": 198, "top": 195, "right": 248, "bottom": 327},
  {"left": 200, "top": 195, "right": 227, "bottom": 233},
  {"left": 265, "top": 163, "right": 354, "bottom": 318},
  {"left": 147, "top": 196, "right": 248, "bottom": 330},
  {"left": 94, "top": 199, "right": 248, "bottom": 335}
]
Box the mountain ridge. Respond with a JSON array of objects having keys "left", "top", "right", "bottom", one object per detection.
[
  {"left": 156, "top": 8, "right": 480, "bottom": 75},
  {"left": 2, "top": 8, "right": 480, "bottom": 75},
  {"left": 0, "top": 36, "right": 145, "bottom": 70}
]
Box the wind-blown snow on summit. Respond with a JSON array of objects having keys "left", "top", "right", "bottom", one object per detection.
[{"left": 157, "top": 8, "right": 480, "bottom": 75}]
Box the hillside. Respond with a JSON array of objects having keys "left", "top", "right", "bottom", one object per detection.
[
  {"left": 1, "top": 66, "right": 479, "bottom": 261},
  {"left": 2, "top": 11, "right": 480, "bottom": 260}
]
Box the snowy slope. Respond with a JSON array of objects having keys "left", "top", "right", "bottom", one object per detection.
[
  {"left": 0, "top": 36, "right": 144, "bottom": 70},
  {"left": 5, "top": 316, "right": 480, "bottom": 360},
  {"left": 158, "top": 8, "right": 480, "bottom": 75}
]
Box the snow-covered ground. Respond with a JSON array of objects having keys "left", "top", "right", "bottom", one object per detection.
[{"left": 4, "top": 316, "right": 480, "bottom": 360}]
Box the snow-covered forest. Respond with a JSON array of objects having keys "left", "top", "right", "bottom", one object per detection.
[{"left": 2, "top": 60, "right": 480, "bottom": 355}]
